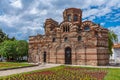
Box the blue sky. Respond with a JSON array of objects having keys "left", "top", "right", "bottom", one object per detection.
[{"left": 0, "top": 0, "right": 120, "bottom": 42}]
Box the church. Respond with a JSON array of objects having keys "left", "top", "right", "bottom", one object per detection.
[{"left": 28, "top": 8, "right": 109, "bottom": 66}]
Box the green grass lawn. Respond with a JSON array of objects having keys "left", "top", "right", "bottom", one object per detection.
[
  {"left": 0, "top": 65, "right": 120, "bottom": 80},
  {"left": 0, "top": 62, "right": 33, "bottom": 70},
  {"left": 104, "top": 68, "right": 120, "bottom": 80}
]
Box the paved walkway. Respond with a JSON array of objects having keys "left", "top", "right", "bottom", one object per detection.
[
  {"left": 0, "top": 63, "right": 120, "bottom": 77},
  {"left": 0, "top": 64, "right": 61, "bottom": 77}
]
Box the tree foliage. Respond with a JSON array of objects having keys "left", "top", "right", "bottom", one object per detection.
[
  {"left": 0, "top": 29, "right": 16, "bottom": 43},
  {"left": 16, "top": 40, "right": 28, "bottom": 61},
  {"left": 0, "top": 29, "right": 28, "bottom": 61},
  {"left": 0, "top": 40, "right": 28, "bottom": 61},
  {"left": 0, "top": 40, "right": 16, "bottom": 60},
  {"left": 108, "top": 30, "right": 118, "bottom": 55},
  {"left": 0, "top": 29, "right": 8, "bottom": 43}
]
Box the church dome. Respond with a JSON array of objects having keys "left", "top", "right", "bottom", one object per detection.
[{"left": 63, "top": 8, "right": 82, "bottom": 26}]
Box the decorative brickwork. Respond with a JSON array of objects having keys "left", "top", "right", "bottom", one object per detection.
[{"left": 28, "top": 8, "right": 109, "bottom": 66}]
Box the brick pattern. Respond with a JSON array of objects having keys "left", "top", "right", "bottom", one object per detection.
[{"left": 28, "top": 8, "right": 109, "bottom": 66}]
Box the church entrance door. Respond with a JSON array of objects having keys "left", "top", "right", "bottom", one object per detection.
[
  {"left": 43, "top": 52, "right": 46, "bottom": 63},
  {"left": 65, "top": 47, "right": 72, "bottom": 64}
]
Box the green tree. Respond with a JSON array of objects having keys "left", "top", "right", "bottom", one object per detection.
[
  {"left": 0, "top": 40, "right": 28, "bottom": 61},
  {"left": 10, "top": 37, "right": 16, "bottom": 41},
  {"left": 0, "top": 40, "right": 17, "bottom": 61},
  {"left": 16, "top": 40, "right": 28, "bottom": 61},
  {"left": 0, "top": 29, "right": 16, "bottom": 43},
  {"left": 0, "top": 29, "right": 8, "bottom": 43},
  {"left": 108, "top": 30, "right": 118, "bottom": 55}
]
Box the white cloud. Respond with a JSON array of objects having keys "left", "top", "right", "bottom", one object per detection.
[
  {"left": 83, "top": 7, "right": 111, "bottom": 19},
  {"left": 29, "top": 8, "right": 39, "bottom": 14},
  {"left": 97, "top": 7, "right": 111, "bottom": 17},
  {"left": 106, "top": 0, "right": 120, "bottom": 9},
  {"left": 0, "top": 0, "right": 120, "bottom": 40},
  {"left": 88, "top": 16, "right": 96, "bottom": 20},
  {"left": 0, "top": 15, "right": 20, "bottom": 27},
  {"left": 40, "top": 10, "right": 47, "bottom": 15},
  {"left": 83, "top": 9, "right": 99, "bottom": 18},
  {"left": 82, "top": 0, "right": 120, "bottom": 20},
  {"left": 10, "top": 0, "right": 22, "bottom": 9},
  {"left": 101, "top": 23, "right": 105, "bottom": 26}
]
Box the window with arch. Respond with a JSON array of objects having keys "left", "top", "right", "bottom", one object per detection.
[
  {"left": 63, "top": 27, "right": 65, "bottom": 32},
  {"left": 67, "top": 14, "right": 71, "bottom": 21},
  {"left": 52, "top": 37, "right": 56, "bottom": 42},
  {"left": 63, "top": 26, "right": 70, "bottom": 32},
  {"left": 84, "top": 25, "right": 90, "bottom": 31},
  {"left": 64, "top": 37, "right": 68, "bottom": 42},
  {"left": 95, "top": 32, "right": 98, "bottom": 37},
  {"left": 78, "top": 36, "right": 81, "bottom": 41},
  {"left": 74, "top": 15, "right": 78, "bottom": 21},
  {"left": 50, "top": 27, "right": 53, "bottom": 31},
  {"left": 68, "top": 26, "right": 70, "bottom": 32}
]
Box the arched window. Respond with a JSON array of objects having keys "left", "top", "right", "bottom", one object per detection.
[
  {"left": 63, "top": 27, "right": 65, "bottom": 32},
  {"left": 66, "top": 26, "right": 70, "bottom": 32},
  {"left": 52, "top": 38, "right": 56, "bottom": 42},
  {"left": 84, "top": 25, "right": 90, "bottom": 31},
  {"left": 74, "top": 15, "right": 78, "bottom": 21},
  {"left": 95, "top": 32, "right": 98, "bottom": 37},
  {"left": 67, "top": 26, "right": 70, "bottom": 32},
  {"left": 67, "top": 14, "right": 71, "bottom": 21},
  {"left": 43, "top": 51, "right": 46, "bottom": 62},
  {"left": 63, "top": 26, "right": 70, "bottom": 32},
  {"left": 50, "top": 27, "right": 53, "bottom": 31},
  {"left": 65, "top": 26, "right": 67, "bottom": 32},
  {"left": 78, "top": 28, "right": 82, "bottom": 33},
  {"left": 64, "top": 37, "right": 68, "bottom": 42},
  {"left": 78, "top": 36, "right": 81, "bottom": 41}
]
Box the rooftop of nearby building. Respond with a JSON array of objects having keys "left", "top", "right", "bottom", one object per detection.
[{"left": 113, "top": 44, "right": 120, "bottom": 49}]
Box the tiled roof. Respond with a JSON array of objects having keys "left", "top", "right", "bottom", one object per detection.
[{"left": 113, "top": 44, "right": 120, "bottom": 48}]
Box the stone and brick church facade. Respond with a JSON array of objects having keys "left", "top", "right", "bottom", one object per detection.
[{"left": 28, "top": 8, "right": 109, "bottom": 66}]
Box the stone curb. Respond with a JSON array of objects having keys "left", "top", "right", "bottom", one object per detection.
[
  {"left": 0, "top": 65, "right": 39, "bottom": 71},
  {"left": 65, "top": 64, "right": 120, "bottom": 68}
]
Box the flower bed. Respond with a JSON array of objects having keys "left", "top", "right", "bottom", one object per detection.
[{"left": 1, "top": 66, "right": 108, "bottom": 80}]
